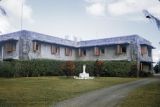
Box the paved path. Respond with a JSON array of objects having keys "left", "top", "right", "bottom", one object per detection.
[{"left": 53, "top": 78, "right": 159, "bottom": 107}]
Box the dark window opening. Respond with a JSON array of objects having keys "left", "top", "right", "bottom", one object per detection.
[
  {"left": 33, "top": 41, "right": 41, "bottom": 52},
  {"left": 100, "top": 48, "right": 105, "bottom": 54},
  {"left": 36, "top": 44, "right": 39, "bottom": 50},
  {"left": 122, "top": 46, "right": 126, "bottom": 53},
  {"left": 82, "top": 50, "right": 86, "bottom": 56},
  {"left": 148, "top": 48, "right": 151, "bottom": 57}
]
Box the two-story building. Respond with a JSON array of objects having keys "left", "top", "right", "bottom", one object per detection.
[{"left": 0, "top": 30, "right": 155, "bottom": 72}]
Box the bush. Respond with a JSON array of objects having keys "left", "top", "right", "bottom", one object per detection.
[
  {"left": 104, "top": 61, "right": 137, "bottom": 77},
  {"left": 62, "top": 61, "right": 76, "bottom": 76},
  {"left": 154, "top": 61, "right": 160, "bottom": 73},
  {"left": 139, "top": 71, "right": 153, "bottom": 77},
  {"left": 0, "top": 60, "right": 140, "bottom": 78},
  {"left": 94, "top": 60, "right": 105, "bottom": 76},
  {"left": 128, "top": 64, "right": 138, "bottom": 77}
]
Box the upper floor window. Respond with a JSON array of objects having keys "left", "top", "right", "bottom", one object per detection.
[
  {"left": 94, "top": 47, "right": 100, "bottom": 56},
  {"left": 148, "top": 48, "right": 151, "bottom": 57},
  {"left": 141, "top": 46, "right": 147, "bottom": 56},
  {"left": 5, "top": 41, "right": 16, "bottom": 53},
  {"left": 33, "top": 41, "right": 41, "bottom": 52},
  {"left": 116, "top": 44, "right": 127, "bottom": 54},
  {"left": 100, "top": 48, "right": 105, "bottom": 55},
  {"left": 78, "top": 49, "right": 86, "bottom": 57},
  {"left": 65, "top": 48, "right": 72, "bottom": 56},
  {"left": 121, "top": 46, "right": 127, "bottom": 53},
  {"left": 51, "top": 45, "right": 60, "bottom": 55}
]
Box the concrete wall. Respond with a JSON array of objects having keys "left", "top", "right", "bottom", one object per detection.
[
  {"left": 29, "top": 42, "right": 76, "bottom": 60},
  {"left": 77, "top": 45, "right": 131, "bottom": 61},
  {"left": 0, "top": 32, "right": 153, "bottom": 64}
]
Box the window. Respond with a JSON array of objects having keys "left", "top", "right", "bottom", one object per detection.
[
  {"left": 65, "top": 48, "right": 72, "bottom": 56},
  {"left": 94, "top": 47, "right": 100, "bottom": 56},
  {"left": 141, "top": 46, "right": 147, "bottom": 55},
  {"left": 148, "top": 48, "right": 151, "bottom": 57},
  {"left": 116, "top": 45, "right": 127, "bottom": 54},
  {"left": 82, "top": 50, "right": 86, "bottom": 56},
  {"left": 51, "top": 45, "right": 60, "bottom": 55},
  {"left": 122, "top": 46, "right": 127, "bottom": 53},
  {"left": 100, "top": 48, "right": 105, "bottom": 54},
  {"left": 33, "top": 41, "right": 41, "bottom": 52},
  {"left": 78, "top": 49, "right": 86, "bottom": 57},
  {"left": 116, "top": 45, "right": 121, "bottom": 54},
  {"left": 5, "top": 41, "right": 16, "bottom": 53}
]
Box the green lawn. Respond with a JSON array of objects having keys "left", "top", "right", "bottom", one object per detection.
[
  {"left": 0, "top": 77, "right": 138, "bottom": 107},
  {"left": 119, "top": 80, "right": 160, "bottom": 107}
]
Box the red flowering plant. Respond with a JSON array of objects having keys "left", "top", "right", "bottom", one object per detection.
[
  {"left": 94, "top": 60, "right": 105, "bottom": 76},
  {"left": 61, "top": 61, "right": 75, "bottom": 76}
]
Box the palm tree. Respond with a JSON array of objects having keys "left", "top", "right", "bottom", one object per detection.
[{"left": 0, "top": 0, "right": 6, "bottom": 16}]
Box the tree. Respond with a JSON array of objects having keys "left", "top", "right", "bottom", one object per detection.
[
  {"left": 0, "top": 0, "right": 7, "bottom": 33},
  {"left": 0, "top": 0, "right": 7, "bottom": 16},
  {"left": 154, "top": 61, "right": 160, "bottom": 73}
]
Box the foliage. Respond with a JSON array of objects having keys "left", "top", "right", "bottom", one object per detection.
[
  {"left": 94, "top": 60, "right": 105, "bottom": 76},
  {"left": 62, "top": 61, "right": 76, "bottom": 76},
  {"left": 139, "top": 71, "right": 152, "bottom": 77},
  {"left": 128, "top": 64, "right": 138, "bottom": 77},
  {"left": 104, "top": 61, "right": 137, "bottom": 77},
  {"left": 154, "top": 61, "right": 160, "bottom": 73},
  {"left": 0, "top": 60, "right": 140, "bottom": 77}
]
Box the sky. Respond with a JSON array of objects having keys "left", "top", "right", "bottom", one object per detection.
[{"left": 0, "top": 0, "right": 160, "bottom": 63}]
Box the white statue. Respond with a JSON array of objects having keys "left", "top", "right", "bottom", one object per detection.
[{"left": 74, "top": 65, "right": 94, "bottom": 79}]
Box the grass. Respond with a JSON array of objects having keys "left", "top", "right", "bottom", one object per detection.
[
  {"left": 119, "top": 80, "right": 160, "bottom": 107},
  {"left": 0, "top": 77, "right": 138, "bottom": 107}
]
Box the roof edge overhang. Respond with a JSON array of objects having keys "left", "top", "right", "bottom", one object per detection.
[{"left": 140, "top": 44, "right": 155, "bottom": 49}]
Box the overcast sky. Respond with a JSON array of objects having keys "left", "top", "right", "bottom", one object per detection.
[{"left": 0, "top": 0, "right": 160, "bottom": 63}]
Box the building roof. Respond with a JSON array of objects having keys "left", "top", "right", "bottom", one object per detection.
[
  {"left": 0, "top": 30, "right": 155, "bottom": 48},
  {"left": 0, "top": 31, "right": 20, "bottom": 42}
]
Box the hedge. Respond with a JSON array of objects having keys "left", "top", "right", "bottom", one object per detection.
[{"left": 0, "top": 59, "right": 147, "bottom": 78}]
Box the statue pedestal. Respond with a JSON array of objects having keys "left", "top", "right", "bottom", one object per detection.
[{"left": 74, "top": 65, "right": 94, "bottom": 80}]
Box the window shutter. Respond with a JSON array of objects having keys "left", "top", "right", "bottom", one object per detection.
[
  {"left": 116, "top": 45, "right": 122, "bottom": 54},
  {"left": 51, "top": 45, "right": 56, "bottom": 54},
  {"left": 38, "top": 43, "right": 41, "bottom": 52},
  {"left": 12, "top": 43, "right": 16, "bottom": 51},
  {"left": 94, "top": 47, "right": 100, "bottom": 56},
  {"left": 65, "top": 48, "right": 69, "bottom": 56},
  {"left": 33, "top": 41, "right": 37, "bottom": 52},
  {"left": 57, "top": 47, "right": 60, "bottom": 54},
  {"left": 70, "top": 49, "right": 72, "bottom": 56},
  {"left": 65, "top": 48, "right": 72, "bottom": 56},
  {"left": 78, "top": 48, "right": 81, "bottom": 56},
  {"left": 5, "top": 42, "right": 13, "bottom": 52},
  {"left": 141, "top": 46, "right": 147, "bottom": 55},
  {"left": 144, "top": 47, "right": 147, "bottom": 54}
]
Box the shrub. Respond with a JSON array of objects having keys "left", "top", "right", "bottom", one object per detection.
[
  {"left": 128, "top": 64, "right": 138, "bottom": 77},
  {"left": 139, "top": 71, "right": 153, "bottom": 77},
  {"left": 62, "top": 61, "right": 76, "bottom": 76},
  {"left": 0, "top": 60, "right": 141, "bottom": 78},
  {"left": 104, "top": 61, "right": 136, "bottom": 77},
  {"left": 154, "top": 61, "right": 160, "bottom": 73},
  {"left": 94, "top": 60, "right": 105, "bottom": 76}
]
